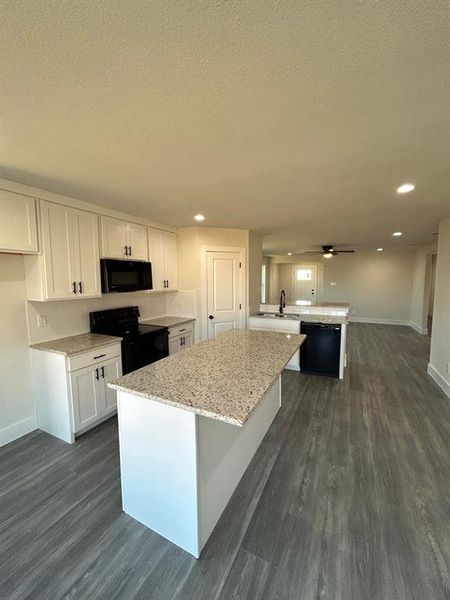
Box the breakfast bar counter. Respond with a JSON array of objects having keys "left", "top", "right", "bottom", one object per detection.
[{"left": 109, "top": 329, "right": 305, "bottom": 557}]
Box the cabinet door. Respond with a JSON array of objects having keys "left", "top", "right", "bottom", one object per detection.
[
  {"left": 0, "top": 190, "right": 38, "bottom": 253},
  {"left": 100, "top": 357, "right": 122, "bottom": 415},
  {"left": 70, "top": 365, "right": 103, "bottom": 432},
  {"left": 164, "top": 232, "right": 178, "bottom": 290},
  {"left": 148, "top": 228, "right": 166, "bottom": 290},
  {"left": 169, "top": 335, "right": 182, "bottom": 356},
  {"left": 127, "top": 223, "right": 148, "bottom": 261},
  {"left": 182, "top": 331, "right": 193, "bottom": 349},
  {"left": 100, "top": 216, "right": 128, "bottom": 259},
  {"left": 73, "top": 210, "right": 101, "bottom": 297},
  {"left": 41, "top": 201, "right": 78, "bottom": 299}
]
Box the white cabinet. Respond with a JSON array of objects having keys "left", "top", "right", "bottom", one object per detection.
[
  {"left": 71, "top": 355, "right": 122, "bottom": 431},
  {"left": 168, "top": 322, "right": 194, "bottom": 355},
  {"left": 101, "top": 216, "right": 148, "bottom": 261},
  {"left": 32, "top": 342, "right": 122, "bottom": 443},
  {"left": 25, "top": 201, "right": 101, "bottom": 301},
  {"left": 148, "top": 228, "right": 178, "bottom": 290},
  {"left": 0, "top": 189, "right": 38, "bottom": 253}
]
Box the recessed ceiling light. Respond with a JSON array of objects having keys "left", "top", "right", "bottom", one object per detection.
[
  {"left": 392, "top": 231, "right": 403, "bottom": 237},
  {"left": 377, "top": 247, "right": 383, "bottom": 251},
  {"left": 287, "top": 252, "right": 292, "bottom": 256},
  {"left": 323, "top": 252, "right": 333, "bottom": 259},
  {"left": 397, "top": 183, "right": 415, "bottom": 194},
  {"left": 194, "top": 214, "right": 205, "bottom": 222}
]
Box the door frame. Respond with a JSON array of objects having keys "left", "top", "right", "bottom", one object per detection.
[
  {"left": 291, "top": 264, "right": 318, "bottom": 304},
  {"left": 200, "top": 245, "right": 246, "bottom": 341}
]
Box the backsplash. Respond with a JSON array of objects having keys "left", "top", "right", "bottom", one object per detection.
[
  {"left": 26, "top": 290, "right": 197, "bottom": 344},
  {"left": 26, "top": 292, "right": 168, "bottom": 344}
]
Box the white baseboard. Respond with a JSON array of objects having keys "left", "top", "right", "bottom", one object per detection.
[
  {"left": 349, "top": 317, "right": 410, "bottom": 326},
  {"left": 0, "top": 415, "right": 37, "bottom": 447},
  {"left": 409, "top": 321, "right": 429, "bottom": 335},
  {"left": 427, "top": 363, "right": 450, "bottom": 398}
]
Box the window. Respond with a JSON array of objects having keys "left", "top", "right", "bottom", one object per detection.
[
  {"left": 296, "top": 268, "right": 312, "bottom": 281},
  {"left": 261, "top": 265, "right": 266, "bottom": 303}
]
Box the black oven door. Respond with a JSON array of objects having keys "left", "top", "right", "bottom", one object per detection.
[
  {"left": 101, "top": 259, "right": 152, "bottom": 293},
  {"left": 122, "top": 330, "right": 169, "bottom": 375}
]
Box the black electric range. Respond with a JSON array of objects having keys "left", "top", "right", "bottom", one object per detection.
[{"left": 89, "top": 306, "right": 169, "bottom": 375}]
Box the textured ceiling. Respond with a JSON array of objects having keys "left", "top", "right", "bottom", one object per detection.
[{"left": 1, "top": 1, "right": 449, "bottom": 253}]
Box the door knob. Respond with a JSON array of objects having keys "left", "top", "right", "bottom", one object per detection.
[{"left": 208, "top": 315, "right": 214, "bottom": 320}]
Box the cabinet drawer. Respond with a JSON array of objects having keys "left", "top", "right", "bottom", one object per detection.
[
  {"left": 168, "top": 322, "right": 194, "bottom": 338},
  {"left": 66, "top": 343, "right": 122, "bottom": 372}
]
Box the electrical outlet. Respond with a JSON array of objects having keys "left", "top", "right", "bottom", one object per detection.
[{"left": 37, "top": 314, "right": 47, "bottom": 328}]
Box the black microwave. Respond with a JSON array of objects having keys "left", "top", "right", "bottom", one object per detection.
[{"left": 100, "top": 259, "right": 153, "bottom": 293}]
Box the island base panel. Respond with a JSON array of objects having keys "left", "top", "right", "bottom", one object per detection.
[{"left": 116, "top": 375, "right": 282, "bottom": 558}]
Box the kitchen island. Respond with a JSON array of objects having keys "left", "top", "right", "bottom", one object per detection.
[{"left": 109, "top": 329, "right": 305, "bottom": 557}]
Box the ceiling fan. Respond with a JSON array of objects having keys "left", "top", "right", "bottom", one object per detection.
[{"left": 301, "top": 245, "right": 356, "bottom": 258}]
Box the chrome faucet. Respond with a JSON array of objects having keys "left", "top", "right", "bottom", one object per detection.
[{"left": 279, "top": 289, "right": 286, "bottom": 314}]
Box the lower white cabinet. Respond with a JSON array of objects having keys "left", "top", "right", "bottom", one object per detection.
[
  {"left": 32, "top": 342, "right": 122, "bottom": 443},
  {"left": 168, "top": 322, "right": 194, "bottom": 355},
  {"left": 70, "top": 356, "right": 121, "bottom": 432}
]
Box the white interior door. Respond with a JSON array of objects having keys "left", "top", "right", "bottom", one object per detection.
[
  {"left": 206, "top": 251, "right": 243, "bottom": 340},
  {"left": 292, "top": 266, "right": 317, "bottom": 303}
]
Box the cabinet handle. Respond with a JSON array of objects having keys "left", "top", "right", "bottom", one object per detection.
[
  {"left": 101, "top": 366, "right": 105, "bottom": 378},
  {"left": 179, "top": 329, "right": 186, "bottom": 332},
  {"left": 72, "top": 281, "right": 77, "bottom": 294},
  {"left": 166, "top": 280, "right": 169, "bottom": 288},
  {"left": 95, "top": 368, "right": 99, "bottom": 380},
  {"left": 93, "top": 354, "right": 106, "bottom": 360},
  {"left": 78, "top": 281, "right": 83, "bottom": 294},
  {"left": 124, "top": 245, "right": 129, "bottom": 256},
  {"left": 128, "top": 245, "right": 132, "bottom": 256}
]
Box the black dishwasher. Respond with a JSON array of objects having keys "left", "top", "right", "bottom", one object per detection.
[{"left": 300, "top": 321, "right": 341, "bottom": 377}]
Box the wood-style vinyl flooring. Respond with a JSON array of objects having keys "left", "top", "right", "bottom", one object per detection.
[{"left": 1, "top": 324, "right": 449, "bottom": 600}]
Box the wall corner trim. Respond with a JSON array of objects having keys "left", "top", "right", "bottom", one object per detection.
[
  {"left": 427, "top": 363, "right": 450, "bottom": 399},
  {"left": 409, "top": 321, "right": 429, "bottom": 335},
  {"left": 0, "top": 415, "right": 37, "bottom": 447}
]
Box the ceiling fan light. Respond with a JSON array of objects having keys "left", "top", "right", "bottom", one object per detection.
[{"left": 323, "top": 252, "right": 333, "bottom": 259}]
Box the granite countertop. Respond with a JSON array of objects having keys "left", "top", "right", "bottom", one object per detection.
[
  {"left": 109, "top": 329, "right": 305, "bottom": 427},
  {"left": 30, "top": 333, "right": 123, "bottom": 357},
  {"left": 251, "top": 313, "right": 347, "bottom": 324},
  {"left": 140, "top": 316, "right": 195, "bottom": 328}
]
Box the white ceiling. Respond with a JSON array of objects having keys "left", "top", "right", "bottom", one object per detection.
[{"left": 1, "top": 1, "right": 449, "bottom": 254}]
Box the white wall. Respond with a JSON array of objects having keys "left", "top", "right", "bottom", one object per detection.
[
  {"left": 266, "top": 250, "right": 415, "bottom": 323},
  {"left": 429, "top": 217, "right": 450, "bottom": 397},
  {"left": 248, "top": 231, "right": 263, "bottom": 315},
  {"left": 0, "top": 255, "right": 36, "bottom": 444}
]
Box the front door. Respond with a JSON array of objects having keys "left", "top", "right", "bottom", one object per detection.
[
  {"left": 206, "top": 251, "right": 243, "bottom": 339},
  {"left": 292, "top": 266, "right": 317, "bottom": 303}
]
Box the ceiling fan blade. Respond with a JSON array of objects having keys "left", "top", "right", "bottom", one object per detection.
[{"left": 335, "top": 250, "right": 355, "bottom": 253}]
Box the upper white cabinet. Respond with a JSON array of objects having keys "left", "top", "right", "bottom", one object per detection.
[
  {"left": 148, "top": 228, "right": 178, "bottom": 290},
  {"left": 0, "top": 189, "right": 38, "bottom": 254},
  {"left": 25, "top": 201, "right": 101, "bottom": 301},
  {"left": 100, "top": 216, "right": 148, "bottom": 261}
]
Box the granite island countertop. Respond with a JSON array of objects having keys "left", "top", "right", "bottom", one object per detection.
[
  {"left": 30, "top": 333, "right": 123, "bottom": 356},
  {"left": 140, "top": 316, "right": 195, "bottom": 328},
  {"left": 109, "top": 329, "right": 305, "bottom": 427}
]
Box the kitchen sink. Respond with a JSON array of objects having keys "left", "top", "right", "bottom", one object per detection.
[{"left": 257, "top": 312, "right": 301, "bottom": 320}]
